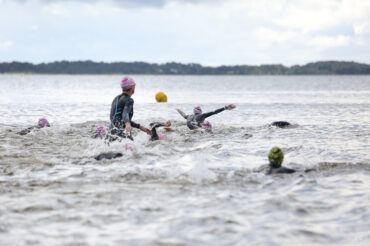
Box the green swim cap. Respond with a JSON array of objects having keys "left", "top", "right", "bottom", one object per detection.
[{"left": 268, "top": 146, "right": 284, "bottom": 168}]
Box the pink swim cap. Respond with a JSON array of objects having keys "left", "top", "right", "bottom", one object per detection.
[
  {"left": 96, "top": 125, "right": 107, "bottom": 137},
  {"left": 202, "top": 121, "right": 212, "bottom": 131},
  {"left": 120, "top": 77, "right": 136, "bottom": 91},
  {"left": 125, "top": 144, "right": 134, "bottom": 151},
  {"left": 38, "top": 118, "right": 50, "bottom": 128},
  {"left": 193, "top": 106, "right": 202, "bottom": 114},
  {"left": 158, "top": 134, "right": 165, "bottom": 140}
]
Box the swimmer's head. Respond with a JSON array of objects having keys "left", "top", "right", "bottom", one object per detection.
[
  {"left": 96, "top": 125, "right": 107, "bottom": 137},
  {"left": 202, "top": 121, "right": 212, "bottom": 131},
  {"left": 268, "top": 146, "right": 284, "bottom": 168},
  {"left": 158, "top": 134, "right": 166, "bottom": 140},
  {"left": 193, "top": 106, "right": 202, "bottom": 115},
  {"left": 38, "top": 118, "right": 50, "bottom": 128},
  {"left": 125, "top": 144, "right": 134, "bottom": 151},
  {"left": 120, "top": 77, "right": 136, "bottom": 92}
]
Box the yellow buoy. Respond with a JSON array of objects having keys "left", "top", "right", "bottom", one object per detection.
[{"left": 155, "top": 91, "right": 167, "bottom": 102}]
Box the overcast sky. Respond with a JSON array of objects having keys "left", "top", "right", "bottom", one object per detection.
[{"left": 0, "top": 0, "right": 370, "bottom": 66}]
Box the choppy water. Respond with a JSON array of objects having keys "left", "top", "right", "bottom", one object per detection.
[{"left": 0, "top": 75, "right": 370, "bottom": 245}]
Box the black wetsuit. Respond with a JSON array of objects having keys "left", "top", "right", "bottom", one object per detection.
[
  {"left": 17, "top": 126, "right": 42, "bottom": 136},
  {"left": 108, "top": 93, "right": 140, "bottom": 141},
  {"left": 177, "top": 107, "right": 226, "bottom": 130},
  {"left": 266, "top": 166, "right": 296, "bottom": 175},
  {"left": 92, "top": 133, "right": 103, "bottom": 139},
  {"left": 271, "top": 121, "right": 291, "bottom": 128},
  {"left": 95, "top": 122, "right": 167, "bottom": 160},
  {"left": 149, "top": 122, "right": 166, "bottom": 141},
  {"left": 95, "top": 152, "right": 123, "bottom": 161}
]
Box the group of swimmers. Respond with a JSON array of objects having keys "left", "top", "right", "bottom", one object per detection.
[{"left": 17, "top": 76, "right": 297, "bottom": 174}]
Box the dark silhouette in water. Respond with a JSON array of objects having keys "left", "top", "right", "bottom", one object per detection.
[
  {"left": 266, "top": 146, "right": 296, "bottom": 174},
  {"left": 94, "top": 121, "right": 170, "bottom": 160},
  {"left": 95, "top": 152, "right": 123, "bottom": 160},
  {"left": 271, "top": 121, "right": 291, "bottom": 128},
  {"left": 149, "top": 121, "right": 171, "bottom": 141},
  {"left": 17, "top": 118, "right": 50, "bottom": 135}
]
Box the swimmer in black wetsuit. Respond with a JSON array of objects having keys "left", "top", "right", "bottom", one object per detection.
[
  {"left": 94, "top": 121, "right": 170, "bottom": 160},
  {"left": 149, "top": 121, "right": 171, "bottom": 141},
  {"left": 271, "top": 121, "right": 291, "bottom": 128},
  {"left": 266, "top": 146, "right": 296, "bottom": 174},
  {"left": 95, "top": 152, "right": 123, "bottom": 160},
  {"left": 17, "top": 118, "right": 50, "bottom": 136},
  {"left": 108, "top": 76, "right": 151, "bottom": 142},
  {"left": 176, "top": 104, "right": 236, "bottom": 130}
]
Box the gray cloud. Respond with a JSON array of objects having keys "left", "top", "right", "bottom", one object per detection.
[{"left": 7, "top": 0, "right": 218, "bottom": 8}]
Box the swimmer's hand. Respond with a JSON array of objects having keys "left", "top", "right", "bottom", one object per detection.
[
  {"left": 225, "top": 104, "right": 236, "bottom": 110},
  {"left": 125, "top": 122, "right": 132, "bottom": 135},
  {"left": 140, "top": 125, "right": 152, "bottom": 135},
  {"left": 165, "top": 120, "right": 171, "bottom": 127}
]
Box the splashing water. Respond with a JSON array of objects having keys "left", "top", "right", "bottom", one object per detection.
[{"left": 0, "top": 75, "right": 370, "bottom": 245}]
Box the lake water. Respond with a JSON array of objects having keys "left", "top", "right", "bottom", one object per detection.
[{"left": 0, "top": 75, "right": 370, "bottom": 245}]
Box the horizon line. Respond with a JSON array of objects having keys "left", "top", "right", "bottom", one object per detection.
[{"left": 1, "top": 59, "right": 370, "bottom": 68}]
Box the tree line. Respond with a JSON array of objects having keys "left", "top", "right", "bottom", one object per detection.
[{"left": 1, "top": 60, "right": 370, "bottom": 75}]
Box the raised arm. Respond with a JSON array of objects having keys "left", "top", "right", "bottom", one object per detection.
[
  {"left": 176, "top": 108, "right": 189, "bottom": 120},
  {"left": 201, "top": 104, "right": 236, "bottom": 119}
]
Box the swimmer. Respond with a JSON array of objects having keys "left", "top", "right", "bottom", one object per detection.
[
  {"left": 201, "top": 121, "right": 212, "bottom": 132},
  {"left": 271, "top": 121, "right": 291, "bottom": 128},
  {"left": 95, "top": 152, "right": 123, "bottom": 160},
  {"left": 176, "top": 104, "right": 236, "bottom": 130},
  {"left": 95, "top": 122, "right": 170, "bottom": 160},
  {"left": 266, "top": 146, "right": 296, "bottom": 174},
  {"left": 95, "top": 144, "right": 134, "bottom": 160},
  {"left": 17, "top": 118, "right": 50, "bottom": 136},
  {"left": 93, "top": 125, "right": 107, "bottom": 139},
  {"left": 149, "top": 121, "right": 171, "bottom": 141},
  {"left": 108, "top": 76, "right": 151, "bottom": 142}
]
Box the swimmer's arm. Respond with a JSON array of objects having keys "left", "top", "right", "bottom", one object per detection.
[
  {"left": 201, "top": 107, "right": 226, "bottom": 119},
  {"left": 122, "top": 99, "right": 133, "bottom": 124},
  {"left": 150, "top": 122, "right": 166, "bottom": 129},
  {"left": 130, "top": 121, "right": 140, "bottom": 129},
  {"left": 176, "top": 109, "right": 188, "bottom": 119},
  {"left": 17, "top": 126, "right": 35, "bottom": 135},
  {"left": 202, "top": 104, "right": 236, "bottom": 119}
]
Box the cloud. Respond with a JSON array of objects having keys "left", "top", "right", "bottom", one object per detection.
[
  {"left": 1, "top": 0, "right": 370, "bottom": 65},
  {"left": 30, "top": 25, "right": 39, "bottom": 31},
  {"left": 0, "top": 40, "right": 13, "bottom": 48},
  {"left": 8, "top": 0, "right": 219, "bottom": 9},
  {"left": 276, "top": 0, "right": 370, "bottom": 34},
  {"left": 42, "top": 4, "right": 69, "bottom": 17},
  {"left": 307, "top": 35, "right": 350, "bottom": 51},
  {"left": 253, "top": 27, "right": 299, "bottom": 47},
  {"left": 354, "top": 23, "right": 370, "bottom": 35}
]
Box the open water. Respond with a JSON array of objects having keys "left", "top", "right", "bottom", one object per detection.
[{"left": 0, "top": 75, "right": 370, "bottom": 245}]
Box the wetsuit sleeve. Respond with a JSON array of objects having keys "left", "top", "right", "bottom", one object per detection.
[
  {"left": 122, "top": 98, "right": 140, "bottom": 129},
  {"left": 201, "top": 107, "right": 226, "bottom": 119},
  {"left": 150, "top": 122, "right": 166, "bottom": 129},
  {"left": 150, "top": 128, "right": 159, "bottom": 141},
  {"left": 122, "top": 98, "right": 133, "bottom": 124},
  {"left": 130, "top": 121, "right": 140, "bottom": 129},
  {"left": 17, "top": 126, "right": 35, "bottom": 136},
  {"left": 176, "top": 109, "right": 189, "bottom": 119}
]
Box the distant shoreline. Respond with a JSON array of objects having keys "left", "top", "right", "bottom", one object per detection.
[{"left": 1, "top": 60, "right": 370, "bottom": 75}]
